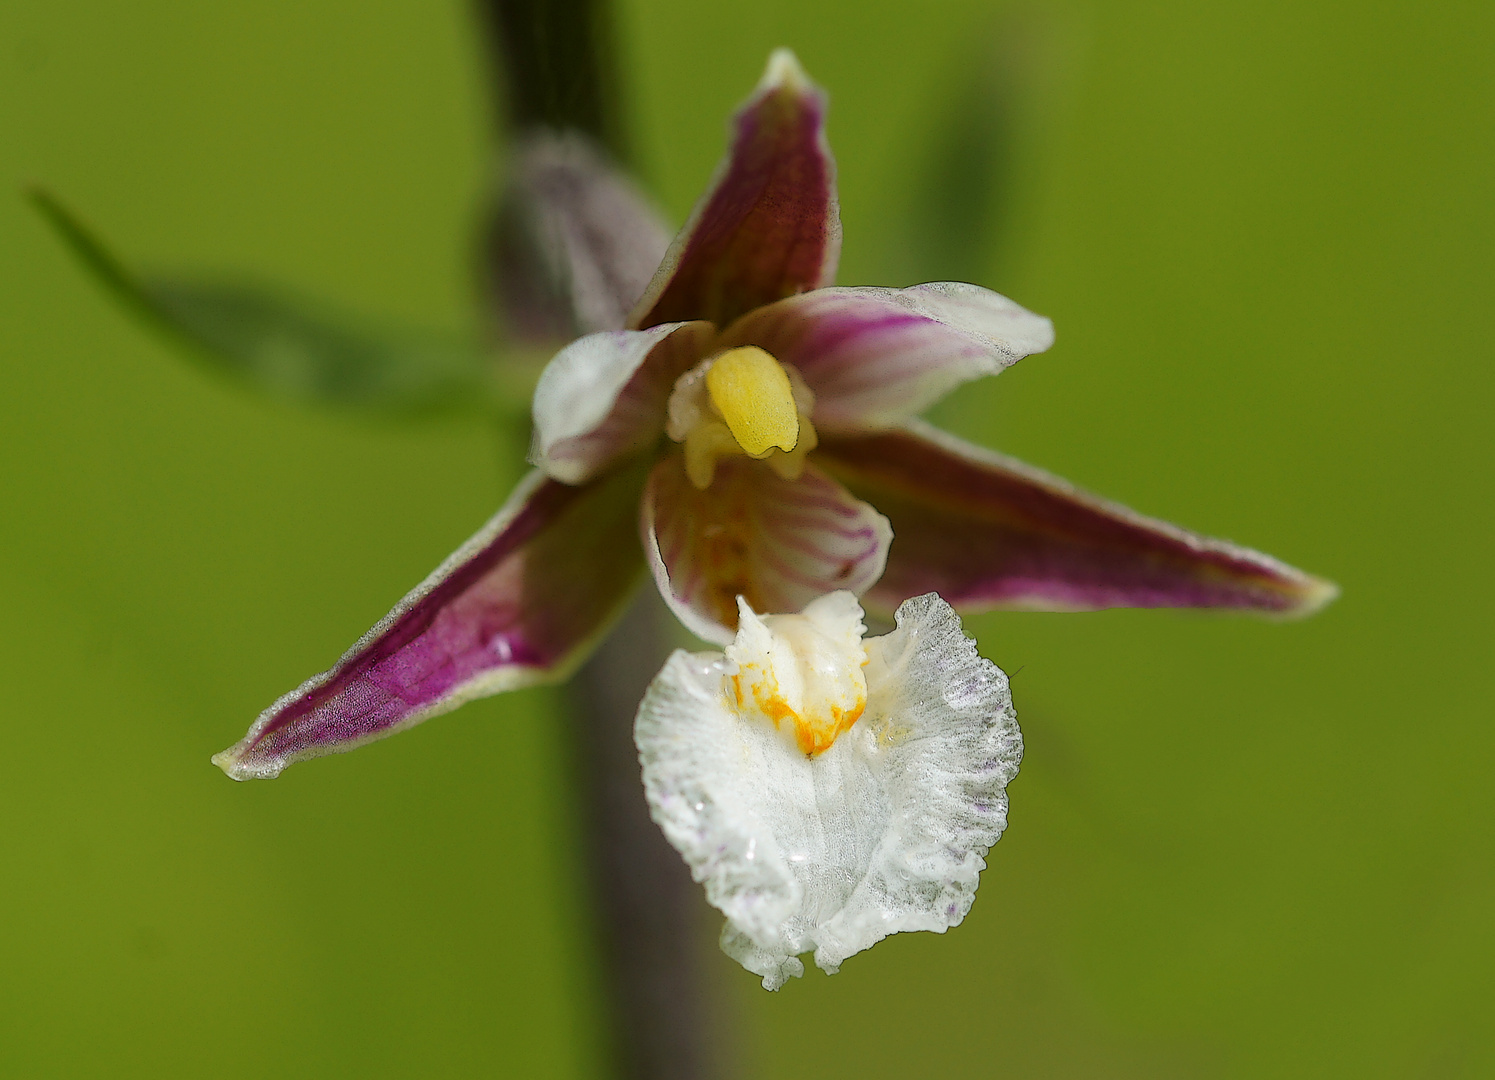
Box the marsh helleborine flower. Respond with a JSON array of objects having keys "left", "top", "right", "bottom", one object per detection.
[{"left": 215, "top": 50, "right": 1333, "bottom": 781}]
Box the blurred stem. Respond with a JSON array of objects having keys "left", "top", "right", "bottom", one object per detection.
[
  {"left": 475, "top": 0, "right": 629, "bottom": 162},
  {"left": 566, "top": 590, "right": 728, "bottom": 1080},
  {"left": 476, "top": 3, "right": 728, "bottom": 1078},
  {"left": 892, "top": 5, "right": 1056, "bottom": 291}
]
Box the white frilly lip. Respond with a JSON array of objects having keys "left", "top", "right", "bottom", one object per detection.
[{"left": 634, "top": 590, "right": 1021, "bottom": 990}]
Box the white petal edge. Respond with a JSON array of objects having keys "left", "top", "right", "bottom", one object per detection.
[
  {"left": 635, "top": 591, "right": 1021, "bottom": 989},
  {"left": 531, "top": 322, "right": 712, "bottom": 484},
  {"left": 893, "top": 280, "right": 1056, "bottom": 356}
]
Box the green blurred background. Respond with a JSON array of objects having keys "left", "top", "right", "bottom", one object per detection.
[{"left": 2, "top": 0, "right": 1491, "bottom": 1075}]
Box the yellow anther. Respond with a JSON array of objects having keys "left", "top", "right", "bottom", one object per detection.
[{"left": 705, "top": 347, "right": 800, "bottom": 458}]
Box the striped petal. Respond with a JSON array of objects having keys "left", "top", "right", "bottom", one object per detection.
[
  {"left": 817, "top": 422, "right": 1338, "bottom": 616},
  {"left": 628, "top": 50, "right": 840, "bottom": 330},
  {"left": 214, "top": 464, "right": 648, "bottom": 780},
  {"left": 641, "top": 454, "right": 891, "bottom": 645},
  {"left": 719, "top": 282, "right": 1054, "bottom": 432},
  {"left": 531, "top": 321, "right": 714, "bottom": 483}
]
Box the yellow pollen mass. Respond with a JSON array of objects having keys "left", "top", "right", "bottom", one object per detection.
[{"left": 705, "top": 347, "right": 800, "bottom": 457}]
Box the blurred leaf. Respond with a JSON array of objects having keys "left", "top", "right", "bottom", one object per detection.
[
  {"left": 895, "top": 5, "right": 1065, "bottom": 289},
  {"left": 902, "top": 63, "right": 1015, "bottom": 286},
  {"left": 27, "top": 185, "right": 159, "bottom": 320},
  {"left": 139, "top": 278, "right": 505, "bottom": 416},
  {"left": 29, "top": 187, "right": 529, "bottom": 418}
]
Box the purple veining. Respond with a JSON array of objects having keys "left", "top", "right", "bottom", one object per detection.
[{"left": 642, "top": 455, "right": 890, "bottom": 639}]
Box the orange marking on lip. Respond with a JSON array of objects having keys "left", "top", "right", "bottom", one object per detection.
[
  {"left": 751, "top": 684, "right": 796, "bottom": 731},
  {"left": 792, "top": 698, "right": 866, "bottom": 756},
  {"left": 744, "top": 675, "right": 865, "bottom": 756}
]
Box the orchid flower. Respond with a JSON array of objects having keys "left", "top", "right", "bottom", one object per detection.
[
  {"left": 636, "top": 589, "right": 1020, "bottom": 989},
  {"left": 214, "top": 49, "right": 1333, "bottom": 781}
]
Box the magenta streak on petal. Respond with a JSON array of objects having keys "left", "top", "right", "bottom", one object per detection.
[
  {"left": 793, "top": 311, "right": 935, "bottom": 363},
  {"left": 771, "top": 308, "right": 990, "bottom": 426},
  {"left": 772, "top": 527, "right": 879, "bottom": 560},
  {"left": 757, "top": 546, "right": 867, "bottom": 593},
  {"left": 760, "top": 508, "right": 870, "bottom": 533},
  {"left": 723, "top": 303, "right": 940, "bottom": 395},
  {"left": 628, "top": 56, "right": 839, "bottom": 330},
  {"left": 817, "top": 423, "right": 1337, "bottom": 617},
  {"left": 719, "top": 285, "right": 1051, "bottom": 432},
  {"left": 217, "top": 465, "right": 647, "bottom": 779}
]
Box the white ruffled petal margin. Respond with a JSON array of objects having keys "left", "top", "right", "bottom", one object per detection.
[
  {"left": 531, "top": 321, "right": 715, "bottom": 484},
  {"left": 635, "top": 590, "right": 1021, "bottom": 990}
]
